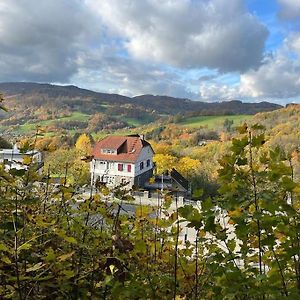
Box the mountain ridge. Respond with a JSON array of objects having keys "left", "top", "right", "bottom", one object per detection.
[{"left": 0, "top": 82, "right": 282, "bottom": 116}]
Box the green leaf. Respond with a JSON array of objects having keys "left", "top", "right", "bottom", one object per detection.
[
  {"left": 0, "top": 242, "right": 10, "bottom": 253},
  {"left": 44, "top": 248, "right": 56, "bottom": 262},
  {"left": 9, "top": 168, "right": 26, "bottom": 177},
  {"left": 17, "top": 242, "right": 32, "bottom": 253},
  {"left": 230, "top": 137, "right": 248, "bottom": 155},
  {"left": 251, "top": 124, "right": 265, "bottom": 131},
  {"left": 63, "top": 236, "right": 77, "bottom": 244},
  {"left": 237, "top": 123, "right": 248, "bottom": 134},
  {"left": 60, "top": 270, "right": 75, "bottom": 279},
  {"left": 58, "top": 251, "right": 75, "bottom": 262},
  {"left": 192, "top": 188, "right": 203, "bottom": 199},
  {"left": 251, "top": 133, "right": 265, "bottom": 148},
  {"left": 134, "top": 240, "right": 146, "bottom": 252},
  {"left": 204, "top": 215, "right": 216, "bottom": 233},
  {"left": 227, "top": 239, "right": 236, "bottom": 252},
  {"left": 26, "top": 262, "right": 45, "bottom": 273},
  {"left": 2, "top": 256, "right": 12, "bottom": 264},
  {"left": 201, "top": 198, "right": 214, "bottom": 211},
  {"left": 178, "top": 205, "right": 194, "bottom": 219}
]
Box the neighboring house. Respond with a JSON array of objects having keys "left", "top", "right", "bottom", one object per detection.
[
  {"left": 0, "top": 145, "right": 43, "bottom": 173},
  {"left": 144, "top": 168, "right": 191, "bottom": 197},
  {"left": 90, "top": 135, "right": 154, "bottom": 188}
]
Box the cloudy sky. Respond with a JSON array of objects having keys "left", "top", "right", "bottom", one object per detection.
[{"left": 1, "top": 0, "right": 300, "bottom": 104}]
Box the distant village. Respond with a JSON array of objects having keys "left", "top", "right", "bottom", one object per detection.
[{"left": 0, "top": 134, "right": 191, "bottom": 200}]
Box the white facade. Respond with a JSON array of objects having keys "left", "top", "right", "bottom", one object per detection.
[
  {"left": 91, "top": 145, "right": 154, "bottom": 188},
  {"left": 0, "top": 147, "right": 43, "bottom": 173}
]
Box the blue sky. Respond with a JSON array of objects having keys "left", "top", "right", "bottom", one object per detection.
[{"left": 0, "top": 0, "right": 300, "bottom": 104}]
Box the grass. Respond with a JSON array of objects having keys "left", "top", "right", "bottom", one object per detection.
[
  {"left": 113, "top": 115, "right": 155, "bottom": 127},
  {"left": 17, "top": 112, "right": 90, "bottom": 133},
  {"left": 179, "top": 115, "right": 252, "bottom": 129},
  {"left": 58, "top": 112, "right": 90, "bottom": 122},
  {"left": 121, "top": 117, "right": 146, "bottom": 127}
]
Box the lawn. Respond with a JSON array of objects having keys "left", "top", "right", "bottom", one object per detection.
[
  {"left": 17, "top": 112, "right": 91, "bottom": 133},
  {"left": 179, "top": 115, "right": 252, "bottom": 129}
]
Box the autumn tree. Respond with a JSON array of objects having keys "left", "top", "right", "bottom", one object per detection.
[
  {"left": 75, "top": 133, "right": 93, "bottom": 155},
  {"left": 153, "top": 153, "right": 178, "bottom": 174},
  {"left": 180, "top": 123, "right": 300, "bottom": 298}
]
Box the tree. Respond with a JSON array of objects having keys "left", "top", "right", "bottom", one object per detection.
[
  {"left": 180, "top": 123, "right": 300, "bottom": 298},
  {"left": 0, "top": 136, "right": 12, "bottom": 149},
  {"left": 177, "top": 156, "right": 201, "bottom": 179},
  {"left": 75, "top": 133, "right": 92, "bottom": 155},
  {"left": 223, "top": 118, "right": 234, "bottom": 132},
  {"left": 0, "top": 92, "right": 7, "bottom": 112},
  {"left": 153, "top": 153, "right": 177, "bottom": 174}
]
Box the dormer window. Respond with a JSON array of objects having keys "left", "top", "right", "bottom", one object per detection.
[{"left": 102, "top": 149, "right": 116, "bottom": 155}]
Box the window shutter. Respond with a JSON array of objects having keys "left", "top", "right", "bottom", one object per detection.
[
  {"left": 127, "top": 164, "right": 131, "bottom": 172},
  {"left": 118, "top": 163, "right": 123, "bottom": 171}
]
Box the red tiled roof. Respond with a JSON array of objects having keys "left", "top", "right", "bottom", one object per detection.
[
  {"left": 92, "top": 135, "right": 153, "bottom": 163},
  {"left": 97, "top": 136, "right": 127, "bottom": 150}
]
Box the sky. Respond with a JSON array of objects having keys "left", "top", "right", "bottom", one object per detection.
[{"left": 0, "top": 0, "right": 300, "bottom": 104}]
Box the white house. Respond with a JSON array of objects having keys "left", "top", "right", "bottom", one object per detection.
[
  {"left": 90, "top": 135, "right": 154, "bottom": 188},
  {"left": 0, "top": 145, "right": 43, "bottom": 173}
]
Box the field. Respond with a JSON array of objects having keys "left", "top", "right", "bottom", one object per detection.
[
  {"left": 179, "top": 114, "right": 252, "bottom": 128},
  {"left": 2, "top": 112, "right": 91, "bottom": 133},
  {"left": 0, "top": 111, "right": 254, "bottom": 139}
]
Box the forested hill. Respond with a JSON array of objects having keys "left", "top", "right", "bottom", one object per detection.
[
  {"left": 252, "top": 103, "right": 300, "bottom": 151},
  {"left": 0, "top": 82, "right": 281, "bottom": 116}
]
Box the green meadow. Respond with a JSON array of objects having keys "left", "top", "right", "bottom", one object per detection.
[{"left": 179, "top": 114, "right": 252, "bottom": 129}]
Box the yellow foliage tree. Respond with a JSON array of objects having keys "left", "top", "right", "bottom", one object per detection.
[
  {"left": 153, "top": 154, "right": 177, "bottom": 174},
  {"left": 177, "top": 157, "right": 201, "bottom": 178},
  {"left": 75, "top": 134, "right": 92, "bottom": 155}
]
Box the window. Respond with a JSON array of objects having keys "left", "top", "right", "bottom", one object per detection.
[
  {"left": 146, "top": 159, "right": 151, "bottom": 167},
  {"left": 140, "top": 162, "right": 144, "bottom": 170},
  {"left": 103, "top": 149, "right": 114, "bottom": 154},
  {"left": 127, "top": 164, "right": 131, "bottom": 172},
  {"left": 118, "top": 163, "right": 123, "bottom": 171}
]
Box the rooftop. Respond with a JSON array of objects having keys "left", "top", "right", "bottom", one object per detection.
[{"left": 92, "top": 135, "right": 153, "bottom": 163}]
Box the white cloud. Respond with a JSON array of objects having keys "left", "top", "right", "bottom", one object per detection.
[
  {"left": 0, "top": 0, "right": 99, "bottom": 82},
  {"left": 90, "top": 0, "right": 268, "bottom": 73},
  {"left": 73, "top": 53, "right": 197, "bottom": 99},
  {"left": 197, "top": 33, "right": 300, "bottom": 103},
  {"left": 1, "top": 0, "right": 299, "bottom": 104},
  {"left": 278, "top": 0, "right": 300, "bottom": 20},
  {"left": 199, "top": 82, "right": 240, "bottom": 101},
  {"left": 239, "top": 34, "right": 300, "bottom": 99}
]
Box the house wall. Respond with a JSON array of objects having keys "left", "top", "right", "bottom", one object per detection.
[
  {"left": 134, "top": 146, "right": 154, "bottom": 176},
  {"left": 0, "top": 151, "right": 42, "bottom": 171},
  {"left": 134, "top": 168, "right": 153, "bottom": 187},
  {"left": 91, "top": 160, "right": 135, "bottom": 188},
  {"left": 90, "top": 145, "right": 154, "bottom": 188},
  {"left": 91, "top": 160, "right": 135, "bottom": 178}
]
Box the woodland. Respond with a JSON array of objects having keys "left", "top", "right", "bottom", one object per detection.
[{"left": 0, "top": 93, "right": 300, "bottom": 299}]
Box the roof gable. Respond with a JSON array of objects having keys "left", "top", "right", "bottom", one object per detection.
[{"left": 92, "top": 135, "right": 154, "bottom": 162}]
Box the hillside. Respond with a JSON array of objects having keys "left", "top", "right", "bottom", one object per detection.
[
  {"left": 0, "top": 82, "right": 281, "bottom": 114},
  {"left": 252, "top": 103, "right": 300, "bottom": 151},
  {"left": 0, "top": 82, "right": 282, "bottom": 136}
]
